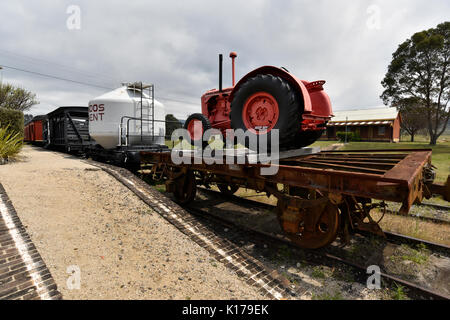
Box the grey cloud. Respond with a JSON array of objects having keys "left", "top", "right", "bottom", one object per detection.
[{"left": 0, "top": 0, "right": 449, "bottom": 119}]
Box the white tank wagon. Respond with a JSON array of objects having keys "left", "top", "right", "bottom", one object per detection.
[
  {"left": 88, "top": 82, "right": 166, "bottom": 149},
  {"left": 85, "top": 82, "right": 169, "bottom": 170}
]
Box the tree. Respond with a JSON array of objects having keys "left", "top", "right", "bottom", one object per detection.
[
  {"left": 397, "top": 97, "right": 426, "bottom": 142},
  {"left": 381, "top": 22, "right": 449, "bottom": 145},
  {"left": 165, "top": 114, "right": 182, "bottom": 138},
  {"left": 0, "top": 83, "right": 39, "bottom": 112},
  {"left": 24, "top": 114, "right": 34, "bottom": 124}
]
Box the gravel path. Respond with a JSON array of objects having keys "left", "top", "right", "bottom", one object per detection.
[{"left": 0, "top": 145, "right": 265, "bottom": 299}]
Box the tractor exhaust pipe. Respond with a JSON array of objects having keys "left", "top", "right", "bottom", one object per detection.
[
  {"left": 219, "top": 54, "right": 223, "bottom": 92},
  {"left": 230, "top": 52, "right": 237, "bottom": 86}
]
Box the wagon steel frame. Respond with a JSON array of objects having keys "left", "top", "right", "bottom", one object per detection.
[{"left": 139, "top": 148, "right": 447, "bottom": 249}]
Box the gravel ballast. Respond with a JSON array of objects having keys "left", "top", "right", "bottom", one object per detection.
[{"left": 0, "top": 146, "right": 265, "bottom": 299}]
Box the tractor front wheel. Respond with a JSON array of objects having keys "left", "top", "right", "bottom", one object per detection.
[{"left": 184, "top": 113, "right": 211, "bottom": 149}]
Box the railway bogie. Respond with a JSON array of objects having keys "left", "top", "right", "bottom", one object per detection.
[{"left": 140, "top": 149, "right": 449, "bottom": 249}]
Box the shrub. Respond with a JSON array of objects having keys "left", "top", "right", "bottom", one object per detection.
[
  {"left": 0, "top": 108, "right": 24, "bottom": 137},
  {"left": 0, "top": 124, "right": 23, "bottom": 162},
  {"left": 336, "top": 131, "right": 361, "bottom": 142},
  {"left": 336, "top": 131, "right": 352, "bottom": 142}
]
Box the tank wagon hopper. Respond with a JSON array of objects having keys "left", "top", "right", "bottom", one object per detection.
[
  {"left": 139, "top": 148, "right": 449, "bottom": 249},
  {"left": 85, "top": 82, "right": 169, "bottom": 170},
  {"left": 46, "top": 107, "right": 92, "bottom": 153}
]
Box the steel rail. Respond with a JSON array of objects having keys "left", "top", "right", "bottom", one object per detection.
[
  {"left": 418, "top": 202, "right": 450, "bottom": 211},
  {"left": 197, "top": 187, "right": 450, "bottom": 255},
  {"left": 184, "top": 203, "right": 449, "bottom": 300}
]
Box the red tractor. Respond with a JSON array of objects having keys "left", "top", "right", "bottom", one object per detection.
[{"left": 184, "top": 52, "right": 333, "bottom": 150}]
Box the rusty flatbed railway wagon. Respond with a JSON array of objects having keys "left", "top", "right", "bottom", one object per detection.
[{"left": 140, "top": 148, "right": 449, "bottom": 249}]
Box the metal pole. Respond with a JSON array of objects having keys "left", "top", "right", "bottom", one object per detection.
[
  {"left": 152, "top": 84, "right": 155, "bottom": 139},
  {"left": 345, "top": 116, "right": 348, "bottom": 144},
  {"left": 140, "top": 82, "right": 143, "bottom": 144},
  {"left": 229, "top": 52, "right": 237, "bottom": 86},
  {"left": 219, "top": 54, "right": 223, "bottom": 92}
]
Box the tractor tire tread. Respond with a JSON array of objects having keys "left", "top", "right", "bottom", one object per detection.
[{"left": 230, "top": 74, "right": 303, "bottom": 150}]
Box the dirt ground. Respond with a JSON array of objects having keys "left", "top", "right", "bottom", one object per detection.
[{"left": 0, "top": 145, "right": 265, "bottom": 299}]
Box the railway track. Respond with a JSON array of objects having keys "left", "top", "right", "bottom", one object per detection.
[
  {"left": 418, "top": 202, "right": 450, "bottom": 212},
  {"left": 187, "top": 190, "right": 450, "bottom": 300},
  {"left": 198, "top": 187, "right": 450, "bottom": 254},
  {"left": 87, "top": 160, "right": 450, "bottom": 300},
  {"left": 184, "top": 202, "right": 449, "bottom": 300},
  {"left": 240, "top": 194, "right": 450, "bottom": 224},
  {"left": 383, "top": 201, "right": 450, "bottom": 225},
  {"left": 77, "top": 152, "right": 450, "bottom": 300}
]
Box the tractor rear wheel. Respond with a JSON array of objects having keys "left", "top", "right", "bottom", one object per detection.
[
  {"left": 293, "top": 129, "right": 325, "bottom": 149},
  {"left": 230, "top": 74, "right": 303, "bottom": 151},
  {"left": 184, "top": 113, "right": 211, "bottom": 149}
]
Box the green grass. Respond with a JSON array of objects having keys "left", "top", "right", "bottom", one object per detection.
[
  {"left": 278, "top": 245, "right": 293, "bottom": 260},
  {"left": 340, "top": 138, "right": 450, "bottom": 184},
  {"left": 311, "top": 266, "right": 326, "bottom": 279},
  {"left": 391, "top": 284, "right": 408, "bottom": 300},
  {"left": 312, "top": 291, "right": 344, "bottom": 300},
  {"left": 310, "top": 140, "right": 339, "bottom": 149},
  {"left": 400, "top": 133, "right": 450, "bottom": 143},
  {"left": 165, "top": 139, "right": 188, "bottom": 149},
  {"left": 332, "top": 268, "right": 355, "bottom": 283},
  {"left": 153, "top": 185, "right": 166, "bottom": 193},
  {"left": 398, "top": 244, "right": 429, "bottom": 265}
]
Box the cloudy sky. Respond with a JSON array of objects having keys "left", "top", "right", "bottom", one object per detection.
[{"left": 1, "top": 0, "right": 449, "bottom": 119}]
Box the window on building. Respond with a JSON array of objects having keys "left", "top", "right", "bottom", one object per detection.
[{"left": 378, "top": 126, "right": 385, "bottom": 135}]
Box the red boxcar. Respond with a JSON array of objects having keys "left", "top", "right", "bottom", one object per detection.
[{"left": 24, "top": 115, "right": 47, "bottom": 143}]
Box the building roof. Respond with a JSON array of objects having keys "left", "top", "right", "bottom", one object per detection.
[
  {"left": 47, "top": 106, "right": 87, "bottom": 116},
  {"left": 25, "top": 114, "right": 47, "bottom": 125},
  {"left": 330, "top": 107, "right": 398, "bottom": 122}
]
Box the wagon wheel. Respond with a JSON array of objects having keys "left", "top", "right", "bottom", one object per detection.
[
  {"left": 277, "top": 194, "right": 340, "bottom": 249},
  {"left": 217, "top": 183, "right": 239, "bottom": 195},
  {"left": 173, "top": 171, "right": 197, "bottom": 205}
]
